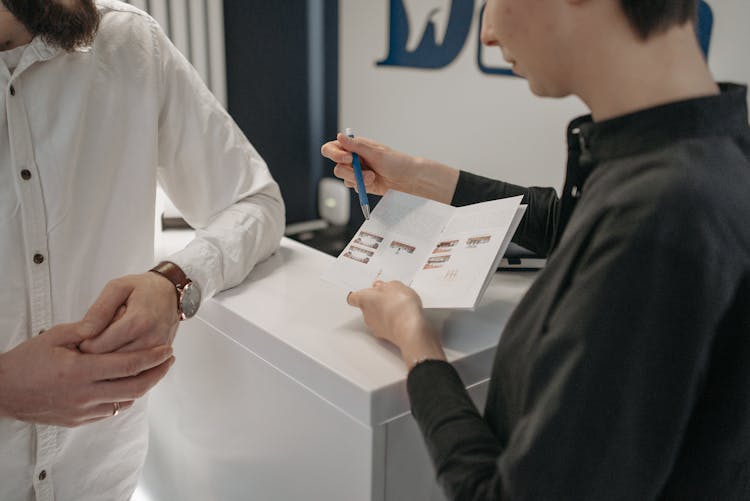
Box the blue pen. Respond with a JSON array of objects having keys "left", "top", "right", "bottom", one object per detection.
[{"left": 345, "top": 128, "right": 371, "bottom": 220}]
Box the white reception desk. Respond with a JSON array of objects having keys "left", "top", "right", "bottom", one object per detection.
[{"left": 140, "top": 236, "right": 534, "bottom": 501}]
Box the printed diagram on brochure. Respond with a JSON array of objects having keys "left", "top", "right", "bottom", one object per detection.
[{"left": 322, "top": 190, "right": 526, "bottom": 309}]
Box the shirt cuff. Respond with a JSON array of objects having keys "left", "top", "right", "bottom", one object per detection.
[{"left": 407, "top": 359, "right": 472, "bottom": 423}]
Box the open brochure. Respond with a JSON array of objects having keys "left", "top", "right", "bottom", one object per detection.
[{"left": 321, "top": 190, "right": 526, "bottom": 309}]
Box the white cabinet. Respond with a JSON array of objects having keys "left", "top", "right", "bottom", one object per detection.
[{"left": 140, "top": 238, "right": 533, "bottom": 500}]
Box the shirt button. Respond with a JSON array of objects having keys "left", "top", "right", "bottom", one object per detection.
[
  {"left": 38, "top": 470, "right": 46, "bottom": 481},
  {"left": 9, "top": 84, "right": 15, "bottom": 96},
  {"left": 33, "top": 253, "right": 45, "bottom": 264},
  {"left": 21, "top": 169, "right": 32, "bottom": 180},
  {"left": 571, "top": 186, "right": 581, "bottom": 198}
]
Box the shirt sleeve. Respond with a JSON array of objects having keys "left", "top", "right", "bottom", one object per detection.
[
  {"left": 451, "top": 171, "right": 560, "bottom": 257},
  {"left": 407, "top": 208, "right": 731, "bottom": 500},
  {"left": 408, "top": 360, "right": 506, "bottom": 499},
  {"left": 149, "top": 19, "right": 285, "bottom": 300}
]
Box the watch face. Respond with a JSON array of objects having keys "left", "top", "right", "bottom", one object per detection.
[{"left": 180, "top": 282, "right": 202, "bottom": 319}]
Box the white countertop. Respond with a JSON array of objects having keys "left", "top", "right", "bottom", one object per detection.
[{"left": 157, "top": 233, "right": 535, "bottom": 426}]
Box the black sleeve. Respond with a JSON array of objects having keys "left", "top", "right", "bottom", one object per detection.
[
  {"left": 450, "top": 171, "right": 560, "bottom": 257},
  {"left": 408, "top": 361, "right": 506, "bottom": 499},
  {"left": 407, "top": 210, "right": 730, "bottom": 500}
]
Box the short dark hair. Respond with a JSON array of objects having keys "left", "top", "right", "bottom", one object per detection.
[{"left": 620, "top": 0, "right": 697, "bottom": 39}]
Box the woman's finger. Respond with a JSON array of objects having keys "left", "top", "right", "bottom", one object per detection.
[{"left": 321, "top": 141, "right": 353, "bottom": 164}]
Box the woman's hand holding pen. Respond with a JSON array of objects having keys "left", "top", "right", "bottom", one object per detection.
[
  {"left": 321, "top": 133, "right": 460, "bottom": 205},
  {"left": 321, "top": 133, "right": 415, "bottom": 195},
  {"left": 322, "top": 132, "right": 454, "bottom": 368},
  {"left": 347, "top": 281, "right": 446, "bottom": 370}
]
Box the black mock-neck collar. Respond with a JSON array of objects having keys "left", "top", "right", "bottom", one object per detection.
[{"left": 568, "top": 83, "right": 748, "bottom": 164}]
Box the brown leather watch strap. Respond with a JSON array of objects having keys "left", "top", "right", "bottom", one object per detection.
[{"left": 149, "top": 261, "right": 189, "bottom": 289}]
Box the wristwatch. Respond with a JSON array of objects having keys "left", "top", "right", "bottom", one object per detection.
[{"left": 149, "top": 261, "right": 201, "bottom": 320}]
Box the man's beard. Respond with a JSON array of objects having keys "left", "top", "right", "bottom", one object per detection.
[{"left": 1, "top": 0, "right": 100, "bottom": 51}]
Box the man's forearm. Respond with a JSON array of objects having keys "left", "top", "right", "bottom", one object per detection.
[{"left": 0, "top": 352, "right": 14, "bottom": 419}]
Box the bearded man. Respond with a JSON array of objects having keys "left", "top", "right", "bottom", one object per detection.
[{"left": 0, "top": 1, "right": 285, "bottom": 499}]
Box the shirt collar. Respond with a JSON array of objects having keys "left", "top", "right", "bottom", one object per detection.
[
  {"left": 567, "top": 83, "right": 749, "bottom": 164},
  {"left": 28, "top": 36, "right": 63, "bottom": 62},
  {"left": 9, "top": 35, "right": 93, "bottom": 77}
]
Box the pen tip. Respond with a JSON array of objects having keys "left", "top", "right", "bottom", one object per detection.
[{"left": 362, "top": 205, "right": 370, "bottom": 220}]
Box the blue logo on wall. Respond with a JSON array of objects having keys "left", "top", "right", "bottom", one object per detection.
[
  {"left": 377, "top": 0, "right": 474, "bottom": 68},
  {"left": 378, "top": 0, "right": 714, "bottom": 76},
  {"left": 697, "top": 0, "right": 713, "bottom": 57}
]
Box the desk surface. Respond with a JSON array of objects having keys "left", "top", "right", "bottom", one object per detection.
[{"left": 157, "top": 234, "right": 535, "bottom": 425}]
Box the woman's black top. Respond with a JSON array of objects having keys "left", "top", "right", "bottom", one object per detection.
[{"left": 407, "top": 84, "right": 750, "bottom": 500}]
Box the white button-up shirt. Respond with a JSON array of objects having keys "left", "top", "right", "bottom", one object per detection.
[{"left": 0, "top": 1, "right": 285, "bottom": 500}]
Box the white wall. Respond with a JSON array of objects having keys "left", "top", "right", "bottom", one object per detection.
[
  {"left": 707, "top": 0, "right": 750, "bottom": 92},
  {"left": 340, "top": 0, "right": 750, "bottom": 193}
]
